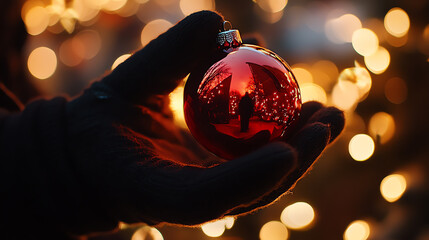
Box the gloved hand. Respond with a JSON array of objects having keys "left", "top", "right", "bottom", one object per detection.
[{"left": 64, "top": 10, "right": 344, "bottom": 235}]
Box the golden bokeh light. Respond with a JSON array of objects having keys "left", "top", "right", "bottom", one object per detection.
[
  {"left": 28, "top": 47, "right": 57, "bottom": 80},
  {"left": 348, "top": 134, "right": 375, "bottom": 161},
  {"left": 75, "top": 30, "right": 102, "bottom": 59},
  {"left": 369, "top": 112, "right": 395, "bottom": 144},
  {"left": 364, "top": 46, "right": 390, "bottom": 74},
  {"left": 131, "top": 226, "right": 163, "bottom": 240},
  {"left": 141, "top": 19, "right": 173, "bottom": 46},
  {"left": 352, "top": 28, "right": 379, "bottom": 56},
  {"left": 59, "top": 38, "right": 84, "bottom": 67},
  {"left": 384, "top": 8, "right": 410, "bottom": 37},
  {"left": 325, "top": 14, "right": 362, "bottom": 43},
  {"left": 259, "top": 221, "right": 289, "bottom": 240},
  {"left": 112, "top": 54, "right": 132, "bottom": 70},
  {"left": 24, "top": 6, "right": 50, "bottom": 35},
  {"left": 223, "top": 216, "right": 235, "bottom": 229},
  {"left": 255, "top": 0, "right": 288, "bottom": 13},
  {"left": 344, "top": 220, "right": 370, "bottom": 240},
  {"left": 102, "top": 0, "right": 128, "bottom": 12},
  {"left": 338, "top": 67, "right": 372, "bottom": 100},
  {"left": 169, "top": 85, "right": 187, "bottom": 128},
  {"left": 280, "top": 202, "right": 315, "bottom": 230},
  {"left": 331, "top": 81, "right": 359, "bottom": 111},
  {"left": 292, "top": 67, "right": 313, "bottom": 85},
  {"left": 300, "top": 83, "right": 328, "bottom": 104},
  {"left": 179, "top": 0, "right": 215, "bottom": 16},
  {"left": 380, "top": 174, "right": 407, "bottom": 202},
  {"left": 385, "top": 77, "right": 408, "bottom": 104},
  {"left": 201, "top": 220, "right": 226, "bottom": 237},
  {"left": 386, "top": 33, "right": 408, "bottom": 47},
  {"left": 72, "top": 0, "right": 100, "bottom": 22}
]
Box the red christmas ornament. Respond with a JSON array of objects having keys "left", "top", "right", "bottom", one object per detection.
[{"left": 184, "top": 22, "right": 302, "bottom": 160}]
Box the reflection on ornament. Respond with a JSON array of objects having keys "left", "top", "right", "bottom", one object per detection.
[{"left": 184, "top": 27, "right": 301, "bottom": 159}]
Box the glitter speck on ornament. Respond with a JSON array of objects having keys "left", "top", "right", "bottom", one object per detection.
[{"left": 184, "top": 44, "right": 301, "bottom": 160}]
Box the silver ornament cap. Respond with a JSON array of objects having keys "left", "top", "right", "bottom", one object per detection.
[{"left": 217, "top": 21, "right": 242, "bottom": 49}]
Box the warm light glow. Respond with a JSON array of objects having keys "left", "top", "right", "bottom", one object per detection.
[
  {"left": 311, "top": 60, "right": 338, "bottom": 89},
  {"left": 260, "top": 221, "right": 289, "bottom": 240},
  {"left": 201, "top": 220, "right": 226, "bottom": 237},
  {"left": 385, "top": 77, "right": 407, "bottom": 104},
  {"left": 131, "top": 226, "right": 163, "bottom": 240},
  {"left": 292, "top": 67, "right": 313, "bottom": 85},
  {"left": 338, "top": 67, "right": 372, "bottom": 100},
  {"left": 255, "top": 0, "right": 288, "bottom": 13},
  {"left": 102, "top": 0, "right": 127, "bottom": 12},
  {"left": 72, "top": 0, "right": 100, "bottom": 22},
  {"left": 348, "top": 134, "right": 375, "bottom": 161},
  {"left": 59, "top": 38, "right": 84, "bottom": 67},
  {"left": 352, "top": 28, "right": 379, "bottom": 56},
  {"left": 169, "top": 85, "right": 187, "bottom": 128},
  {"left": 141, "top": 19, "right": 173, "bottom": 46},
  {"left": 224, "top": 216, "right": 235, "bottom": 229},
  {"left": 280, "top": 202, "right": 315, "bottom": 230},
  {"left": 380, "top": 174, "right": 407, "bottom": 202},
  {"left": 369, "top": 112, "right": 395, "bottom": 144},
  {"left": 112, "top": 54, "right": 132, "bottom": 70},
  {"left": 300, "top": 83, "right": 327, "bottom": 104},
  {"left": 386, "top": 33, "right": 408, "bottom": 47},
  {"left": 344, "top": 220, "right": 370, "bottom": 240},
  {"left": 24, "top": 6, "right": 50, "bottom": 35},
  {"left": 325, "top": 14, "right": 362, "bottom": 43},
  {"left": 75, "top": 30, "right": 102, "bottom": 60},
  {"left": 384, "top": 8, "right": 410, "bottom": 37},
  {"left": 364, "top": 46, "right": 390, "bottom": 74},
  {"left": 331, "top": 81, "right": 359, "bottom": 111},
  {"left": 28, "top": 47, "right": 57, "bottom": 80},
  {"left": 179, "top": 0, "right": 215, "bottom": 16}
]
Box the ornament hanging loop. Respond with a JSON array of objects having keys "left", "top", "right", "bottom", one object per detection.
[{"left": 217, "top": 21, "right": 242, "bottom": 49}]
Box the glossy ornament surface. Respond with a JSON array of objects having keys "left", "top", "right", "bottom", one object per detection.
[{"left": 184, "top": 44, "right": 301, "bottom": 160}]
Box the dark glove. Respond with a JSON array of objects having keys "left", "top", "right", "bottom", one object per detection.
[{"left": 0, "top": 10, "right": 345, "bottom": 238}]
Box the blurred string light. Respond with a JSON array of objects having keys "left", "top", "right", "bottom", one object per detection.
[
  {"left": 131, "top": 226, "right": 163, "bottom": 240},
  {"left": 179, "top": 0, "right": 215, "bottom": 16},
  {"left": 300, "top": 83, "right": 327, "bottom": 104},
  {"left": 325, "top": 14, "right": 362, "bottom": 43},
  {"left": 23, "top": 5, "right": 50, "bottom": 35},
  {"left": 254, "top": 0, "right": 288, "bottom": 13},
  {"left": 338, "top": 65, "right": 372, "bottom": 101},
  {"left": 59, "top": 30, "right": 102, "bottom": 67},
  {"left": 384, "top": 8, "right": 410, "bottom": 38},
  {"left": 28, "top": 47, "right": 57, "bottom": 80},
  {"left": 369, "top": 112, "right": 395, "bottom": 144},
  {"left": 352, "top": 28, "right": 379, "bottom": 56},
  {"left": 364, "top": 46, "right": 390, "bottom": 74},
  {"left": 385, "top": 77, "right": 408, "bottom": 104},
  {"left": 141, "top": 19, "right": 173, "bottom": 46},
  {"left": 331, "top": 81, "right": 359, "bottom": 111},
  {"left": 292, "top": 66, "right": 313, "bottom": 85},
  {"left": 348, "top": 134, "right": 375, "bottom": 161},
  {"left": 201, "top": 216, "right": 235, "bottom": 237},
  {"left": 259, "top": 221, "right": 289, "bottom": 240},
  {"left": 311, "top": 60, "right": 339, "bottom": 90},
  {"left": 343, "top": 220, "right": 370, "bottom": 240},
  {"left": 112, "top": 54, "right": 132, "bottom": 70},
  {"left": 380, "top": 173, "right": 407, "bottom": 202},
  {"left": 280, "top": 202, "right": 315, "bottom": 230}
]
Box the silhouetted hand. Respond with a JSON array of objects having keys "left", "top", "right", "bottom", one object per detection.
[{"left": 66, "top": 10, "right": 345, "bottom": 234}]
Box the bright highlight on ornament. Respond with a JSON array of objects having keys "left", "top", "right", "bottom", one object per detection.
[
  {"left": 348, "top": 134, "right": 375, "bottom": 161},
  {"left": 112, "top": 54, "right": 132, "bottom": 70},
  {"left": 260, "top": 221, "right": 289, "bottom": 240},
  {"left": 300, "top": 83, "right": 327, "bottom": 104},
  {"left": 344, "top": 220, "right": 370, "bottom": 240},
  {"left": 364, "top": 47, "right": 390, "bottom": 74},
  {"left": 369, "top": 112, "right": 395, "bottom": 144},
  {"left": 180, "top": 0, "right": 215, "bottom": 16},
  {"left": 28, "top": 47, "right": 57, "bottom": 80},
  {"left": 338, "top": 66, "right": 372, "bottom": 101},
  {"left": 141, "top": 19, "right": 173, "bottom": 46},
  {"left": 280, "top": 202, "right": 315, "bottom": 230},
  {"left": 385, "top": 77, "right": 407, "bottom": 104},
  {"left": 352, "top": 28, "right": 379, "bottom": 56},
  {"left": 131, "top": 226, "right": 163, "bottom": 240},
  {"left": 384, "top": 8, "right": 410, "bottom": 37},
  {"left": 380, "top": 174, "right": 407, "bottom": 202},
  {"left": 325, "top": 14, "right": 362, "bottom": 43},
  {"left": 254, "top": 0, "right": 288, "bottom": 13}
]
